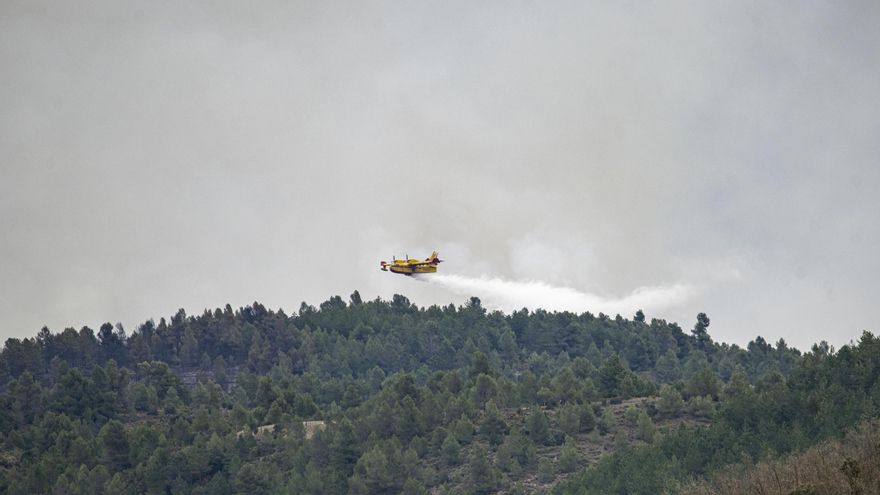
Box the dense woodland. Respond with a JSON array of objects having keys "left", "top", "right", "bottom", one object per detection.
[{"left": 1, "top": 293, "right": 877, "bottom": 494}]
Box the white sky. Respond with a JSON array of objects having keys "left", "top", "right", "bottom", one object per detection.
[{"left": 2, "top": 0, "right": 879, "bottom": 350}]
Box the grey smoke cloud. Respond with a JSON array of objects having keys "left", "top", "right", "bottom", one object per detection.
[{"left": 2, "top": 1, "right": 879, "bottom": 350}]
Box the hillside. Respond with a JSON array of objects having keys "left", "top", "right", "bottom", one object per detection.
[
  {"left": 676, "top": 419, "right": 880, "bottom": 495},
  {"left": 0, "top": 294, "right": 877, "bottom": 494}
]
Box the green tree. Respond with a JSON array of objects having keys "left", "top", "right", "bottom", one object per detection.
[
  {"left": 234, "top": 462, "right": 273, "bottom": 495},
  {"left": 579, "top": 404, "right": 597, "bottom": 432},
  {"left": 654, "top": 349, "right": 682, "bottom": 382},
  {"left": 354, "top": 446, "right": 395, "bottom": 494},
  {"left": 469, "top": 444, "right": 500, "bottom": 494},
  {"left": 687, "top": 395, "right": 716, "bottom": 419},
  {"left": 452, "top": 413, "right": 474, "bottom": 444},
  {"left": 526, "top": 408, "right": 550, "bottom": 445},
  {"left": 163, "top": 386, "right": 183, "bottom": 414},
  {"left": 349, "top": 290, "right": 363, "bottom": 305},
  {"left": 598, "top": 354, "right": 628, "bottom": 397},
  {"left": 179, "top": 326, "right": 199, "bottom": 367},
  {"left": 199, "top": 352, "right": 213, "bottom": 372},
  {"left": 692, "top": 312, "right": 712, "bottom": 352},
  {"left": 537, "top": 457, "right": 555, "bottom": 483},
  {"left": 558, "top": 402, "right": 581, "bottom": 436},
  {"left": 397, "top": 395, "right": 425, "bottom": 442},
  {"left": 624, "top": 405, "right": 641, "bottom": 426},
  {"left": 558, "top": 436, "right": 579, "bottom": 473},
  {"left": 265, "top": 400, "right": 283, "bottom": 425},
  {"left": 597, "top": 408, "right": 615, "bottom": 435},
  {"left": 471, "top": 351, "right": 493, "bottom": 377},
  {"left": 11, "top": 371, "right": 41, "bottom": 426},
  {"left": 657, "top": 384, "right": 684, "bottom": 418},
  {"left": 473, "top": 374, "right": 497, "bottom": 407},
  {"left": 480, "top": 400, "right": 508, "bottom": 445},
  {"left": 441, "top": 432, "right": 460, "bottom": 466},
  {"left": 212, "top": 355, "right": 229, "bottom": 387},
  {"left": 99, "top": 419, "right": 131, "bottom": 470},
  {"left": 402, "top": 477, "right": 426, "bottom": 495},
  {"left": 686, "top": 365, "right": 721, "bottom": 399},
  {"left": 635, "top": 410, "right": 655, "bottom": 443},
  {"left": 553, "top": 367, "right": 581, "bottom": 403},
  {"left": 255, "top": 376, "right": 277, "bottom": 409},
  {"left": 104, "top": 472, "right": 135, "bottom": 494}
]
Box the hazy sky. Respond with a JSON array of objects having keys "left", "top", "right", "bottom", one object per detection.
[{"left": 2, "top": 1, "right": 879, "bottom": 350}]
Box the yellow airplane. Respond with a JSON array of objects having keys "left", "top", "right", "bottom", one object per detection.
[{"left": 380, "top": 251, "right": 443, "bottom": 275}]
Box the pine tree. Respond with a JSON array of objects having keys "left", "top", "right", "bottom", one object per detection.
[
  {"left": 199, "top": 352, "right": 212, "bottom": 372},
  {"left": 179, "top": 326, "right": 199, "bottom": 367},
  {"left": 657, "top": 383, "right": 684, "bottom": 418},
  {"left": 636, "top": 410, "right": 656, "bottom": 443},
  {"left": 537, "top": 457, "right": 555, "bottom": 483},
  {"left": 558, "top": 436, "right": 579, "bottom": 473},
  {"left": 480, "top": 400, "right": 509, "bottom": 445},
  {"left": 402, "top": 477, "right": 427, "bottom": 495},
  {"left": 469, "top": 445, "right": 500, "bottom": 494},
  {"left": 163, "top": 386, "right": 182, "bottom": 415},
  {"left": 578, "top": 403, "right": 597, "bottom": 432},
  {"left": 597, "top": 408, "right": 615, "bottom": 435},
  {"left": 655, "top": 348, "right": 683, "bottom": 382},
  {"left": 598, "top": 354, "right": 628, "bottom": 397},
  {"left": 558, "top": 403, "right": 581, "bottom": 436},
  {"left": 525, "top": 408, "right": 550, "bottom": 445},
  {"left": 98, "top": 420, "right": 130, "bottom": 470},
  {"left": 441, "top": 432, "right": 460, "bottom": 465},
  {"left": 213, "top": 355, "right": 229, "bottom": 387},
  {"left": 692, "top": 312, "right": 712, "bottom": 352},
  {"left": 452, "top": 413, "right": 474, "bottom": 444}
]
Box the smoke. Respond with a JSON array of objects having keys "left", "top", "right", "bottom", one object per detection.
[{"left": 417, "top": 273, "right": 692, "bottom": 317}]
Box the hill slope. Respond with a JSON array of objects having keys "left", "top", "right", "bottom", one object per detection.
[{"left": 0, "top": 294, "right": 876, "bottom": 494}]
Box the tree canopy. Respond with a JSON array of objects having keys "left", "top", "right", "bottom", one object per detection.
[{"left": 0, "top": 295, "right": 872, "bottom": 494}]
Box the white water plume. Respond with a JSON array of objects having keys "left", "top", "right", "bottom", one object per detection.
[{"left": 417, "top": 273, "right": 692, "bottom": 316}]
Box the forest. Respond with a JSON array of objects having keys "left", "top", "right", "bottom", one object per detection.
[{"left": 1, "top": 292, "right": 878, "bottom": 494}]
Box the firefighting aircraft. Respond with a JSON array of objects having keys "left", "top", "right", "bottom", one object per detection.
[{"left": 380, "top": 251, "right": 443, "bottom": 275}]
